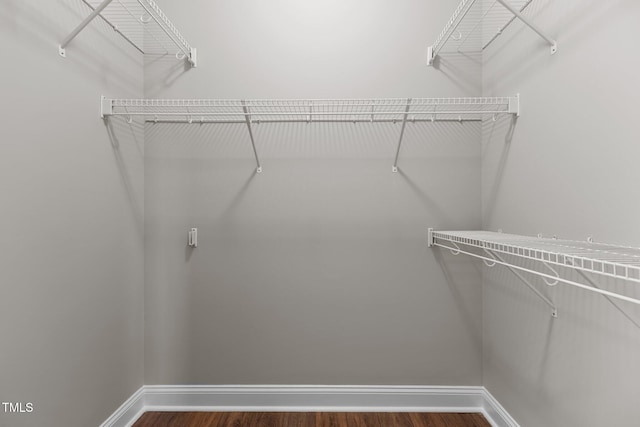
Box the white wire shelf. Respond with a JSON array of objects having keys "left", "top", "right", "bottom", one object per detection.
[
  {"left": 60, "top": 0, "right": 196, "bottom": 66},
  {"left": 100, "top": 96, "right": 520, "bottom": 123},
  {"left": 427, "top": 0, "right": 556, "bottom": 66},
  {"left": 101, "top": 96, "right": 519, "bottom": 173},
  {"left": 428, "top": 230, "right": 640, "bottom": 306}
]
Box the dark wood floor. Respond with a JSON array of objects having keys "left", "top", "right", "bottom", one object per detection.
[{"left": 133, "top": 412, "right": 491, "bottom": 427}]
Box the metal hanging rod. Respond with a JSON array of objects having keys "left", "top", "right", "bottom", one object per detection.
[
  {"left": 140, "top": 118, "right": 484, "bottom": 125},
  {"left": 428, "top": 229, "right": 640, "bottom": 306},
  {"left": 115, "top": 111, "right": 512, "bottom": 118},
  {"left": 60, "top": 0, "right": 196, "bottom": 67},
  {"left": 427, "top": 0, "right": 556, "bottom": 66}
]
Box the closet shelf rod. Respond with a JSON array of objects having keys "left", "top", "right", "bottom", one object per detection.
[
  {"left": 111, "top": 111, "right": 513, "bottom": 117},
  {"left": 143, "top": 118, "right": 484, "bottom": 124}
]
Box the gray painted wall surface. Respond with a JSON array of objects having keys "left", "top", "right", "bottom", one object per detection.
[
  {"left": 0, "top": 1, "right": 144, "bottom": 426},
  {"left": 144, "top": 0, "right": 484, "bottom": 385},
  {"left": 8, "top": 1, "right": 637, "bottom": 425},
  {"left": 482, "top": 0, "right": 640, "bottom": 425}
]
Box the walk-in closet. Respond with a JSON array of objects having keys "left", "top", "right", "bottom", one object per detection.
[{"left": 1, "top": 0, "right": 639, "bottom": 426}]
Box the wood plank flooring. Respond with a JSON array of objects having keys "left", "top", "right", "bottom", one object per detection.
[{"left": 133, "top": 411, "right": 491, "bottom": 427}]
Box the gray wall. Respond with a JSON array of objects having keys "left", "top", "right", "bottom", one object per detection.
[
  {"left": 482, "top": 0, "right": 640, "bottom": 425},
  {"left": 144, "top": 0, "right": 485, "bottom": 385},
  {"left": 10, "top": 1, "right": 637, "bottom": 425},
  {"left": 0, "top": 1, "right": 144, "bottom": 426}
]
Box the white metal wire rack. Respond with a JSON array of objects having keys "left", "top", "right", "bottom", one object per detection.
[
  {"left": 101, "top": 96, "right": 519, "bottom": 173},
  {"left": 101, "top": 96, "right": 520, "bottom": 124},
  {"left": 428, "top": 230, "right": 640, "bottom": 307},
  {"left": 60, "top": 0, "right": 196, "bottom": 66},
  {"left": 427, "top": 0, "right": 556, "bottom": 66}
]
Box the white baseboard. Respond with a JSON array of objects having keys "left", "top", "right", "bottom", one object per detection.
[
  {"left": 143, "top": 385, "right": 486, "bottom": 413},
  {"left": 101, "top": 385, "right": 519, "bottom": 427},
  {"left": 99, "top": 387, "right": 145, "bottom": 427},
  {"left": 482, "top": 388, "right": 520, "bottom": 427}
]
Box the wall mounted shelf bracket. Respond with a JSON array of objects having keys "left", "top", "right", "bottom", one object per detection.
[
  {"left": 486, "top": 249, "right": 558, "bottom": 317},
  {"left": 101, "top": 95, "right": 112, "bottom": 118},
  {"left": 241, "top": 100, "right": 263, "bottom": 173},
  {"left": 188, "top": 228, "right": 198, "bottom": 248},
  {"left": 392, "top": 98, "right": 412, "bottom": 173}
]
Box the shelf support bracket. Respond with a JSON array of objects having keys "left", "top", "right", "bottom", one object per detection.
[
  {"left": 59, "top": 0, "right": 115, "bottom": 57},
  {"left": 241, "top": 100, "right": 262, "bottom": 174},
  {"left": 189, "top": 48, "right": 197, "bottom": 68},
  {"left": 427, "top": 46, "right": 435, "bottom": 67},
  {"left": 569, "top": 261, "right": 640, "bottom": 329},
  {"left": 488, "top": 250, "right": 558, "bottom": 317},
  {"left": 427, "top": 228, "right": 435, "bottom": 247},
  {"left": 188, "top": 228, "right": 198, "bottom": 248},
  {"left": 392, "top": 98, "right": 412, "bottom": 173},
  {"left": 495, "top": 0, "right": 557, "bottom": 55},
  {"left": 100, "top": 96, "right": 113, "bottom": 119},
  {"left": 428, "top": 229, "right": 557, "bottom": 317},
  {"left": 509, "top": 93, "right": 520, "bottom": 117}
]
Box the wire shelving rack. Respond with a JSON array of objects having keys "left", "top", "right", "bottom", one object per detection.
[
  {"left": 60, "top": 0, "right": 196, "bottom": 67},
  {"left": 101, "top": 96, "right": 519, "bottom": 124},
  {"left": 101, "top": 96, "right": 519, "bottom": 173},
  {"left": 428, "top": 230, "right": 640, "bottom": 309},
  {"left": 427, "top": 0, "right": 556, "bottom": 66}
]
